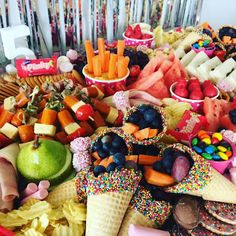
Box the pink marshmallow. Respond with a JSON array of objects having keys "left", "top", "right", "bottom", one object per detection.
[
  {"left": 229, "top": 167, "right": 236, "bottom": 185},
  {"left": 38, "top": 180, "right": 50, "bottom": 190},
  {"left": 23, "top": 183, "right": 38, "bottom": 197},
  {"left": 128, "top": 224, "right": 170, "bottom": 236},
  {"left": 21, "top": 188, "right": 48, "bottom": 205}
]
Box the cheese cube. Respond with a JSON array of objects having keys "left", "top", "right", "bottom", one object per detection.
[
  {"left": 0, "top": 122, "right": 18, "bottom": 140},
  {"left": 71, "top": 101, "right": 85, "bottom": 113},
  {"left": 64, "top": 122, "right": 80, "bottom": 135},
  {"left": 4, "top": 96, "right": 16, "bottom": 111},
  {"left": 34, "top": 123, "right": 56, "bottom": 137}
]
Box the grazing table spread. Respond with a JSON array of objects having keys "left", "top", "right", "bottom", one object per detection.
[{"left": 0, "top": 22, "right": 236, "bottom": 236}]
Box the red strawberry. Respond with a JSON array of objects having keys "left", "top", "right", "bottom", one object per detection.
[
  {"left": 177, "top": 78, "right": 187, "bottom": 86},
  {"left": 202, "top": 80, "right": 213, "bottom": 87},
  {"left": 134, "top": 24, "right": 141, "bottom": 33},
  {"left": 125, "top": 25, "right": 133, "bottom": 38},
  {"left": 189, "top": 90, "right": 204, "bottom": 100},
  {"left": 129, "top": 65, "right": 141, "bottom": 77},
  {"left": 142, "top": 34, "right": 152, "bottom": 39},
  {"left": 188, "top": 78, "right": 200, "bottom": 85},
  {"left": 0, "top": 133, "right": 13, "bottom": 149},
  {"left": 188, "top": 83, "right": 201, "bottom": 93},
  {"left": 133, "top": 31, "right": 142, "bottom": 39},
  {"left": 203, "top": 86, "right": 217, "bottom": 97},
  {"left": 175, "top": 83, "right": 186, "bottom": 90},
  {"left": 214, "top": 50, "right": 226, "bottom": 62},
  {"left": 175, "top": 88, "right": 188, "bottom": 98}
]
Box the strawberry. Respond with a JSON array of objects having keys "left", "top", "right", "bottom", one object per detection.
[
  {"left": 133, "top": 31, "right": 142, "bottom": 39},
  {"left": 175, "top": 88, "right": 188, "bottom": 98},
  {"left": 214, "top": 50, "right": 226, "bottom": 62},
  {"left": 125, "top": 25, "right": 133, "bottom": 38},
  {"left": 0, "top": 133, "right": 13, "bottom": 149},
  {"left": 142, "top": 34, "right": 152, "bottom": 39},
  {"left": 129, "top": 65, "right": 141, "bottom": 77},
  {"left": 203, "top": 85, "right": 217, "bottom": 97},
  {"left": 188, "top": 83, "right": 201, "bottom": 93},
  {"left": 189, "top": 90, "right": 204, "bottom": 100},
  {"left": 134, "top": 24, "right": 142, "bottom": 33}
]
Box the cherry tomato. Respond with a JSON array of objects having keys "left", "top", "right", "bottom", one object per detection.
[{"left": 76, "top": 104, "right": 94, "bottom": 121}]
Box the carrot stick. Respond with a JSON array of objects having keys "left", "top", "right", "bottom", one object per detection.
[
  {"left": 103, "top": 51, "right": 110, "bottom": 72},
  {"left": 40, "top": 108, "right": 57, "bottom": 125},
  {"left": 85, "top": 40, "right": 95, "bottom": 73},
  {"left": 98, "top": 38, "right": 105, "bottom": 72},
  {"left": 11, "top": 109, "right": 27, "bottom": 127},
  {"left": 124, "top": 56, "right": 130, "bottom": 68},
  {"left": 0, "top": 110, "right": 14, "bottom": 128},
  {"left": 64, "top": 95, "right": 79, "bottom": 109},
  {"left": 138, "top": 154, "right": 162, "bottom": 165},
  {"left": 118, "top": 57, "right": 127, "bottom": 78},
  {"left": 108, "top": 54, "right": 118, "bottom": 79},
  {"left": 117, "top": 40, "right": 125, "bottom": 57},
  {"left": 18, "top": 125, "right": 35, "bottom": 143},
  {"left": 58, "top": 110, "right": 75, "bottom": 128},
  {"left": 144, "top": 168, "right": 176, "bottom": 187},
  {"left": 92, "top": 55, "right": 102, "bottom": 77}
]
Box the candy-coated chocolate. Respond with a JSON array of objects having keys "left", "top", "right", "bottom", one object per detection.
[
  {"left": 199, "top": 134, "right": 211, "bottom": 140},
  {"left": 211, "top": 137, "right": 219, "bottom": 145},
  {"left": 217, "top": 152, "right": 229, "bottom": 161},
  {"left": 192, "top": 138, "right": 199, "bottom": 146},
  {"left": 226, "top": 150, "right": 232, "bottom": 157},
  {"left": 212, "top": 132, "right": 223, "bottom": 141},
  {"left": 198, "top": 130, "right": 207, "bottom": 138},
  {"left": 202, "top": 138, "right": 211, "bottom": 145},
  {"left": 193, "top": 146, "right": 203, "bottom": 154},
  {"left": 212, "top": 154, "right": 221, "bottom": 160},
  {"left": 217, "top": 146, "right": 227, "bottom": 153},
  {"left": 204, "top": 145, "right": 215, "bottom": 154},
  {"left": 202, "top": 152, "right": 213, "bottom": 160}
]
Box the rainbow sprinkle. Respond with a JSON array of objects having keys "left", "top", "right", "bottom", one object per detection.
[
  {"left": 130, "top": 186, "right": 172, "bottom": 226},
  {"left": 86, "top": 169, "right": 142, "bottom": 196},
  {"left": 165, "top": 143, "right": 212, "bottom": 193}
]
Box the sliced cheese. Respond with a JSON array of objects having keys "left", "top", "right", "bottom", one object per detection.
[
  {"left": 64, "top": 122, "right": 80, "bottom": 135},
  {"left": 34, "top": 123, "right": 56, "bottom": 136},
  {"left": 105, "top": 107, "right": 119, "bottom": 123},
  {"left": 0, "top": 122, "right": 18, "bottom": 140},
  {"left": 4, "top": 96, "right": 16, "bottom": 111},
  {"left": 71, "top": 101, "right": 85, "bottom": 113}
]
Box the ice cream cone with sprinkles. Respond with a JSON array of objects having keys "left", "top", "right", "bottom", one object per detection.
[
  {"left": 118, "top": 186, "right": 172, "bottom": 236},
  {"left": 85, "top": 169, "right": 142, "bottom": 236},
  {"left": 164, "top": 143, "right": 236, "bottom": 204}
]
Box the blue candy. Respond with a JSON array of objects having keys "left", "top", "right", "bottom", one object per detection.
[
  {"left": 204, "top": 145, "right": 215, "bottom": 154},
  {"left": 193, "top": 146, "right": 203, "bottom": 154},
  {"left": 212, "top": 154, "right": 221, "bottom": 160}
]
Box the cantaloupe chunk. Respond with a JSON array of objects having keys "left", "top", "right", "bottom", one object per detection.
[
  {"left": 94, "top": 159, "right": 101, "bottom": 166},
  {"left": 148, "top": 129, "right": 158, "bottom": 138},
  {"left": 122, "top": 122, "right": 139, "bottom": 134},
  {"left": 92, "top": 151, "right": 101, "bottom": 160},
  {"left": 138, "top": 154, "right": 162, "bottom": 165},
  {"left": 144, "top": 168, "right": 176, "bottom": 187},
  {"left": 133, "top": 128, "right": 150, "bottom": 140},
  {"left": 126, "top": 155, "right": 138, "bottom": 163},
  {"left": 99, "top": 158, "right": 109, "bottom": 168}
]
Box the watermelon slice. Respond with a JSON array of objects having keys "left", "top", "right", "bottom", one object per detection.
[
  {"left": 163, "top": 63, "right": 182, "bottom": 89},
  {"left": 220, "top": 114, "right": 236, "bottom": 132},
  {"left": 146, "top": 78, "right": 170, "bottom": 99},
  {"left": 159, "top": 59, "right": 173, "bottom": 74},
  {"left": 203, "top": 97, "right": 230, "bottom": 131}
]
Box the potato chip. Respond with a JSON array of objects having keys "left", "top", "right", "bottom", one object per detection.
[
  {"left": 22, "top": 228, "right": 44, "bottom": 236},
  {"left": 32, "top": 213, "right": 49, "bottom": 233},
  {"left": 162, "top": 98, "right": 178, "bottom": 106},
  {"left": 52, "top": 223, "right": 84, "bottom": 236},
  {"left": 47, "top": 207, "right": 64, "bottom": 221},
  {"left": 0, "top": 211, "right": 28, "bottom": 228}
]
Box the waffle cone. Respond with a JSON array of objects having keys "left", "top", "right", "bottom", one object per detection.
[
  {"left": 118, "top": 208, "right": 155, "bottom": 236},
  {"left": 185, "top": 169, "right": 236, "bottom": 204},
  {"left": 46, "top": 179, "right": 77, "bottom": 207},
  {"left": 86, "top": 191, "right": 133, "bottom": 236}
]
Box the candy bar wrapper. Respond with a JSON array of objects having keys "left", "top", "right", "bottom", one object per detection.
[
  {"left": 163, "top": 143, "right": 236, "bottom": 204},
  {"left": 16, "top": 56, "right": 57, "bottom": 78},
  {"left": 167, "top": 110, "right": 207, "bottom": 144}
]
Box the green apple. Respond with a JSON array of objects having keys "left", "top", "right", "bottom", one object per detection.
[{"left": 17, "top": 139, "right": 72, "bottom": 185}]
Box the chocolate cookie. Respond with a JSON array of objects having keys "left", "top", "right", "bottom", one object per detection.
[
  {"left": 199, "top": 207, "right": 236, "bottom": 235},
  {"left": 204, "top": 201, "right": 236, "bottom": 225}
]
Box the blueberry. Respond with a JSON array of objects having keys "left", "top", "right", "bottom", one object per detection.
[
  {"left": 139, "top": 119, "right": 149, "bottom": 129},
  {"left": 113, "top": 153, "right": 126, "bottom": 166},
  {"left": 101, "top": 135, "right": 112, "bottom": 144},
  {"left": 98, "top": 150, "right": 108, "bottom": 159},
  {"left": 93, "top": 165, "right": 106, "bottom": 176},
  {"left": 139, "top": 105, "right": 149, "bottom": 114},
  {"left": 102, "top": 142, "right": 111, "bottom": 152},
  {"left": 106, "top": 162, "right": 117, "bottom": 172},
  {"left": 93, "top": 140, "right": 102, "bottom": 151},
  {"left": 120, "top": 145, "right": 128, "bottom": 155},
  {"left": 162, "top": 157, "right": 174, "bottom": 170},
  {"left": 116, "top": 165, "right": 123, "bottom": 170},
  {"left": 112, "top": 136, "right": 123, "bottom": 148},
  {"left": 128, "top": 112, "right": 140, "bottom": 124},
  {"left": 133, "top": 144, "right": 145, "bottom": 154},
  {"left": 153, "top": 161, "right": 164, "bottom": 172},
  {"left": 163, "top": 148, "right": 174, "bottom": 158},
  {"left": 151, "top": 117, "right": 163, "bottom": 129},
  {"left": 145, "top": 146, "right": 160, "bottom": 155},
  {"left": 109, "top": 147, "right": 119, "bottom": 156},
  {"left": 125, "top": 160, "right": 138, "bottom": 170},
  {"left": 144, "top": 109, "right": 156, "bottom": 122}
]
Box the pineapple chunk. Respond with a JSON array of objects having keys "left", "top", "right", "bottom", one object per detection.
[
  {"left": 64, "top": 122, "right": 80, "bottom": 135},
  {"left": 71, "top": 101, "right": 85, "bottom": 113},
  {"left": 106, "top": 107, "right": 118, "bottom": 123},
  {"left": 34, "top": 123, "right": 56, "bottom": 136},
  {"left": 0, "top": 122, "right": 18, "bottom": 140}
]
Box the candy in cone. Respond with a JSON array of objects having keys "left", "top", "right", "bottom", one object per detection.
[
  {"left": 164, "top": 144, "right": 236, "bottom": 204},
  {"left": 118, "top": 187, "right": 171, "bottom": 236},
  {"left": 85, "top": 169, "right": 142, "bottom": 236}
]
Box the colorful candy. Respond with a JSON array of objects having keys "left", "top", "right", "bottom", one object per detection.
[{"left": 191, "top": 131, "right": 233, "bottom": 162}]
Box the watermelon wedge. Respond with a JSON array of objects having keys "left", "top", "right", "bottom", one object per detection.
[
  {"left": 146, "top": 78, "right": 170, "bottom": 99},
  {"left": 163, "top": 63, "right": 182, "bottom": 89},
  {"left": 159, "top": 59, "right": 173, "bottom": 74},
  {"left": 220, "top": 114, "right": 236, "bottom": 132}
]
